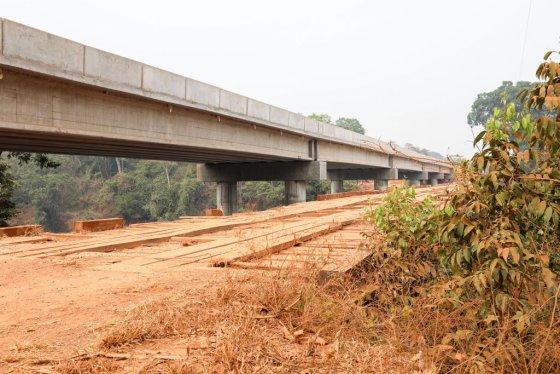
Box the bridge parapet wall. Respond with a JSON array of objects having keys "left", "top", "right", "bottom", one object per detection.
[{"left": 0, "top": 18, "right": 450, "bottom": 173}]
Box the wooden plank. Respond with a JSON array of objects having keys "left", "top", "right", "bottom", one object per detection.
[
  {"left": 73, "top": 218, "right": 124, "bottom": 233},
  {"left": 118, "top": 209, "right": 362, "bottom": 271},
  {"left": 228, "top": 261, "right": 284, "bottom": 271},
  {"left": 0, "top": 225, "right": 42, "bottom": 237},
  {"left": 24, "top": 193, "right": 381, "bottom": 258},
  {"left": 230, "top": 217, "right": 374, "bottom": 275},
  {"left": 6, "top": 185, "right": 452, "bottom": 260},
  {"left": 317, "top": 190, "right": 380, "bottom": 201},
  {"left": 280, "top": 247, "right": 350, "bottom": 256},
  {"left": 205, "top": 208, "right": 224, "bottom": 216}
]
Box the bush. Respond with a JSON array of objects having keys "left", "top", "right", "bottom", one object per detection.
[
  {"left": 439, "top": 102, "right": 560, "bottom": 316},
  {"left": 366, "top": 186, "right": 437, "bottom": 251},
  {"left": 362, "top": 186, "right": 440, "bottom": 307},
  {"left": 0, "top": 160, "right": 16, "bottom": 226},
  {"left": 363, "top": 51, "right": 560, "bottom": 372}
]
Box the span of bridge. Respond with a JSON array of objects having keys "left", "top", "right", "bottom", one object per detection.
[{"left": 0, "top": 19, "right": 452, "bottom": 215}]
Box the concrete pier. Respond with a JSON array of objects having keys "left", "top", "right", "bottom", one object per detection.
[
  {"left": 330, "top": 180, "right": 344, "bottom": 194},
  {"left": 408, "top": 179, "right": 421, "bottom": 187},
  {"left": 373, "top": 179, "right": 389, "bottom": 191},
  {"left": 217, "top": 181, "right": 238, "bottom": 216},
  {"left": 429, "top": 178, "right": 439, "bottom": 186},
  {"left": 285, "top": 181, "right": 307, "bottom": 205}
]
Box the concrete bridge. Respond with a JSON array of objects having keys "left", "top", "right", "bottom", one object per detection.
[{"left": 0, "top": 19, "right": 452, "bottom": 214}]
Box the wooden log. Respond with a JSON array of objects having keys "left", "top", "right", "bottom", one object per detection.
[
  {"left": 73, "top": 218, "right": 124, "bottom": 233},
  {"left": 205, "top": 208, "right": 224, "bottom": 216},
  {"left": 316, "top": 190, "right": 379, "bottom": 201},
  {"left": 0, "top": 225, "right": 42, "bottom": 237}
]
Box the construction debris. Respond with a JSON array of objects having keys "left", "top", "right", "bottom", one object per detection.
[
  {"left": 73, "top": 218, "right": 124, "bottom": 233},
  {"left": 0, "top": 224, "right": 42, "bottom": 237},
  {"left": 0, "top": 185, "right": 451, "bottom": 276},
  {"left": 205, "top": 208, "right": 224, "bottom": 216}
]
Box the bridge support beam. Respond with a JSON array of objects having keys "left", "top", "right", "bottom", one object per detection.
[
  {"left": 399, "top": 170, "right": 428, "bottom": 187},
  {"left": 197, "top": 161, "right": 327, "bottom": 182},
  {"left": 429, "top": 172, "right": 444, "bottom": 180},
  {"left": 326, "top": 167, "right": 398, "bottom": 181},
  {"left": 330, "top": 180, "right": 344, "bottom": 194},
  {"left": 285, "top": 180, "right": 306, "bottom": 205},
  {"left": 217, "top": 181, "right": 238, "bottom": 216}
]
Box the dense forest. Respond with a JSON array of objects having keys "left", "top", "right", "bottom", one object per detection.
[{"left": 4, "top": 155, "right": 347, "bottom": 232}]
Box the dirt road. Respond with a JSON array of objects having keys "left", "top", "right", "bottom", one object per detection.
[{"left": 0, "top": 185, "right": 451, "bottom": 372}]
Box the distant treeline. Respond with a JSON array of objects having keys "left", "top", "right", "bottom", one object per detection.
[{"left": 6, "top": 155, "right": 342, "bottom": 232}]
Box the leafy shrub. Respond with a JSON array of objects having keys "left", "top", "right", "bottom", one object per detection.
[
  {"left": 0, "top": 160, "right": 16, "bottom": 226},
  {"left": 440, "top": 98, "right": 559, "bottom": 317},
  {"left": 363, "top": 51, "right": 560, "bottom": 372},
  {"left": 363, "top": 186, "right": 440, "bottom": 306},
  {"left": 367, "top": 186, "right": 437, "bottom": 251}
]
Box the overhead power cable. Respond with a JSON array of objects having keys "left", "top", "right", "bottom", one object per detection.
[{"left": 518, "top": 0, "right": 533, "bottom": 80}]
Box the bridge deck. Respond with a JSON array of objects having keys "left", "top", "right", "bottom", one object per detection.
[{"left": 0, "top": 185, "right": 450, "bottom": 275}]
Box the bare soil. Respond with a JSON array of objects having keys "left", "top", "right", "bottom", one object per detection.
[{"left": 0, "top": 252, "right": 235, "bottom": 372}]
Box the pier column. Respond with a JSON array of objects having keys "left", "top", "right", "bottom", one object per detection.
[
  {"left": 373, "top": 179, "right": 389, "bottom": 191},
  {"left": 330, "top": 180, "right": 344, "bottom": 194},
  {"left": 284, "top": 180, "right": 306, "bottom": 205},
  {"left": 217, "top": 181, "right": 238, "bottom": 215}
]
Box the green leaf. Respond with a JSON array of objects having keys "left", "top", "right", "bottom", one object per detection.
[
  {"left": 474, "top": 130, "right": 486, "bottom": 145},
  {"left": 543, "top": 206, "right": 553, "bottom": 223},
  {"left": 537, "top": 201, "right": 547, "bottom": 217},
  {"left": 495, "top": 192, "right": 506, "bottom": 206}
]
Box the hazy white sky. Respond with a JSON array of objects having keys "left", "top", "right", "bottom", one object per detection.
[{"left": 2, "top": 0, "right": 559, "bottom": 157}]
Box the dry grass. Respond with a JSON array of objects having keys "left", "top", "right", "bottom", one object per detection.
[
  {"left": 54, "top": 357, "right": 121, "bottom": 373},
  {"left": 53, "top": 261, "right": 560, "bottom": 373},
  {"left": 62, "top": 266, "right": 415, "bottom": 373}
]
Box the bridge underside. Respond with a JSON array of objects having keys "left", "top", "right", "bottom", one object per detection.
[
  {"left": 0, "top": 69, "right": 452, "bottom": 215},
  {"left": 0, "top": 128, "right": 292, "bottom": 164}
]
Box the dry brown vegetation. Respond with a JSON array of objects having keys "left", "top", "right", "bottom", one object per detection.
[
  {"left": 53, "top": 180, "right": 560, "bottom": 373},
  {"left": 54, "top": 266, "right": 418, "bottom": 373},
  {"left": 52, "top": 260, "right": 560, "bottom": 373}
]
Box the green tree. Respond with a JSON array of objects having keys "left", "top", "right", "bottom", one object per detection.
[
  {"left": 403, "top": 143, "right": 445, "bottom": 160},
  {"left": 308, "top": 113, "right": 333, "bottom": 124},
  {"left": 308, "top": 114, "right": 366, "bottom": 135},
  {"left": 106, "top": 160, "right": 213, "bottom": 223},
  {"left": 0, "top": 160, "right": 15, "bottom": 226},
  {"left": 28, "top": 173, "right": 82, "bottom": 231},
  {"left": 306, "top": 180, "right": 330, "bottom": 201},
  {"left": 177, "top": 178, "right": 212, "bottom": 216},
  {"left": 467, "top": 81, "right": 544, "bottom": 127},
  {"left": 335, "top": 117, "right": 365, "bottom": 134},
  {"left": 239, "top": 181, "right": 283, "bottom": 211},
  {"left": 0, "top": 151, "right": 59, "bottom": 226},
  {"left": 9, "top": 155, "right": 114, "bottom": 231},
  {"left": 442, "top": 47, "right": 560, "bottom": 318}
]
